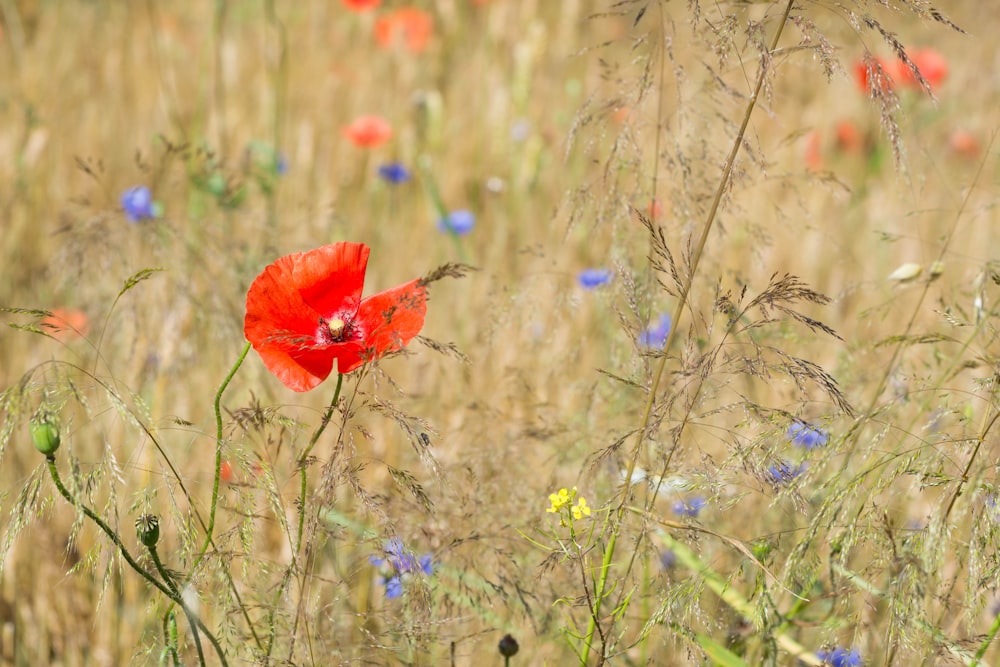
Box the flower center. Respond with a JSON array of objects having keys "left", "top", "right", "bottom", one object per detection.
[{"left": 316, "top": 314, "right": 359, "bottom": 345}]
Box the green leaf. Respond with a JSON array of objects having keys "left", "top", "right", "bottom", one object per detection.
[{"left": 694, "top": 633, "right": 752, "bottom": 667}]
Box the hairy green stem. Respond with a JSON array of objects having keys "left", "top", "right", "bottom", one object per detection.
[
  {"left": 149, "top": 545, "right": 206, "bottom": 667},
  {"left": 264, "top": 374, "right": 344, "bottom": 659},
  {"left": 47, "top": 457, "right": 228, "bottom": 665},
  {"left": 581, "top": 2, "right": 796, "bottom": 663}
]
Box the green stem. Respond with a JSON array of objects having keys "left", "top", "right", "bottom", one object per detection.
[
  {"left": 581, "top": 3, "right": 796, "bottom": 663},
  {"left": 265, "top": 374, "right": 344, "bottom": 659},
  {"left": 149, "top": 546, "right": 206, "bottom": 667},
  {"left": 295, "top": 373, "right": 344, "bottom": 553},
  {"left": 46, "top": 457, "right": 227, "bottom": 665}
]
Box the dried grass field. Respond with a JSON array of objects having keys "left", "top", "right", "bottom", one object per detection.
[{"left": 0, "top": 1, "right": 998, "bottom": 665}]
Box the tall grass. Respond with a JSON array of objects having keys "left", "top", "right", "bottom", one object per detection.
[{"left": 0, "top": 0, "right": 995, "bottom": 665}]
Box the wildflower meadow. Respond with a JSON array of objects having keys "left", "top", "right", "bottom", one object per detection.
[{"left": 0, "top": 1, "right": 997, "bottom": 665}]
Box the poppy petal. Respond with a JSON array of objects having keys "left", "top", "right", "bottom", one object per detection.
[
  {"left": 338, "top": 280, "right": 427, "bottom": 373},
  {"left": 291, "top": 243, "right": 369, "bottom": 315}
]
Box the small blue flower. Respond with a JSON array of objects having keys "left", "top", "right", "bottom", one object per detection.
[
  {"left": 275, "top": 153, "right": 288, "bottom": 175},
  {"left": 672, "top": 496, "right": 706, "bottom": 518},
  {"left": 378, "top": 162, "right": 411, "bottom": 184},
  {"left": 638, "top": 313, "right": 672, "bottom": 349},
  {"left": 578, "top": 268, "right": 612, "bottom": 289},
  {"left": 767, "top": 460, "right": 806, "bottom": 485},
  {"left": 787, "top": 422, "right": 829, "bottom": 449},
  {"left": 438, "top": 209, "right": 475, "bottom": 235},
  {"left": 817, "top": 646, "right": 861, "bottom": 667},
  {"left": 659, "top": 549, "right": 676, "bottom": 570},
  {"left": 384, "top": 576, "right": 404, "bottom": 599},
  {"left": 370, "top": 537, "right": 434, "bottom": 599},
  {"left": 121, "top": 186, "right": 155, "bottom": 223}
]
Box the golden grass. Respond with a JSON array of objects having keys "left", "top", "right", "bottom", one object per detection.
[{"left": 0, "top": 0, "right": 998, "bottom": 665}]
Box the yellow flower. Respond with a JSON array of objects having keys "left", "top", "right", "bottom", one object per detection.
[
  {"left": 546, "top": 487, "right": 575, "bottom": 513},
  {"left": 571, "top": 497, "right": 591, "bottom": 520}
]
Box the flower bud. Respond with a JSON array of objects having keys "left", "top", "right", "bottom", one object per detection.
[
  {"left": 135, "top": 514, "right": 161, "bottom": 548},
  {"left": 30, "top": 414, "right": 61, "bottom": 456},
  {"left": 498, "top": 634, "right": 519, "bottom": 658}
]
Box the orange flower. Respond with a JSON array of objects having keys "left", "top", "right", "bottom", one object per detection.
[
  {"left": 834, "top": 120, "right": 863, "bottom": 154},
  {"left": 949, "top": 130, "right": 980, "bottom": 159},
  {"left": 41, "top": 308, "right": 89, "bottom": 341},
  {"left": 244, "top": 242, "right": 427, "bottom": 392},
  {"left": 343, "top": 0, "right": 380, "bottom": 10},
  {"left": 342, "top": 115, "right": 393, "bottom": 148},
  {"left": 898, "top": 48, "right": 948, "bottom": 91},
  {"left": 804, "top": 129, "right": 823, "bottom": 171},
  {"left": 854, "top": 56, "right": 898, "bottom": 95},
  {"left": 374, "top": 7, "right": 433, "bottom": 54}
]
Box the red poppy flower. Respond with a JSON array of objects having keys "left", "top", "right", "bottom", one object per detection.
[
  {"left": 898, "top": 48, "right": 948, "bottom": 91},
  {"left": 834, "top": 120, "right": 863, "bottom": 154},
  {"left": 342, "top": 0, "right": 380, "bottom": 11},
  {"left": 41, "top": 308, "right": 90, "bottom": 341},
  {"left": 244, "top": 242, "right": 427, "bottom": 392},
  {"left": 853, "top": 56, "right": 898, "bottom": 95},
  {"left": 949, "top": 129, "right": 980, "bottom": 159},
  {"left": 374, "top": 7, "right": 433, "bottom": 54},
  {"left": 342, "top": 115, "right": 393, "bottom": 148}
]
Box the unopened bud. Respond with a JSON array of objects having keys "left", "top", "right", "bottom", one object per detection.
[
  {"left": 498, "top": 634, "right": 519, "bottom": 658},
  {"left": 136, "top": 514, "right": 160, "bottom": 548},
  {"left": 30, "top": 414, "right": 61, "bottom": 456}
]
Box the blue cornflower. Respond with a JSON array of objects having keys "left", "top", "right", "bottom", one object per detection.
[
  {"left": 787, "top": 422, "right": 829, "bottom": 449},
  {"left": 638, "top": 313, "right": 672, "bottom": 349},
  {"left": 659, "top": 549, "right": 676, "bottom": 570},
  {"left": 370, "top": 538, "right": 434, "bottom": 599},
  {"left": 672, "top": 496, "right": 706, "bottom": 518},
  {"left": 437, "top": 209, "right": 475, "bottom": 235},
  {"left": 817, "top": 647, "right": 861, "bottom": 667},
  {"left": 767, "top": 460, "right": 806, "bottom": 485},
  {"left": 578, "top": 268, "right": 612, "bottom": 289},
  {"left": 121, "top": 186, "right": 155, "bottom": 223},
  {"left": 274, "top": 153, "right": 288, "bottom": 175},
  {"left": 378, "top": 162, "right": 411, "bottom": 184}
]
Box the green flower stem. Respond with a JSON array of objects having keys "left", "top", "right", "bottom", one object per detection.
[
  {"left": 296, "top": 372, "right": 344, "bottom": 553},
  {"left": 581, "top": 3, "right": 796, "bottom": 664},
  {"left": 264, "top": 374, "right": 344, "bottom": 659},
  {"left": 149, "top": 545, "right": 205, "bottom": 667},
  {"left": 46, "top": 457, "right": 227, "bottom": 665},
  {"left": 209, "top": 340, "right": 252, "bottom": 545},
  {"left": 171, "top": 340, "right": 261, "bottom": 655}
]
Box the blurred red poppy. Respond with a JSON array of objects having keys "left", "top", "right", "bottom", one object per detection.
[
  {"left": 343, "top": 115, "right": 393, "bottom": 148},
  {"left": 374, "top": 7, "right": 433, "bottom": 53},
  {"left": 804, "top": 129, "right": 823, "bottom": 171},
  {"left": 244, "top": 242, "right": 427, "bottom": 392},
  {"left": 853, "top": 56, "right": 898, "bottom": 95},
  {"left": 949, "top": 130, "right": 980, "bottom": 159},
  {"left": 898, "top": 48, "right": 948, "bottom": 91},
  {"left": 220, "top": 460, "right": 235, "bottom": 484},
  {"left": 343, "top": 0, "right": 380, "bottom": 10},
  {"left": 834, "top": 120, "right": 863, "bottom": 154},
  {"left": 41, "top": 308, "right": 90, "bottom": 341}
]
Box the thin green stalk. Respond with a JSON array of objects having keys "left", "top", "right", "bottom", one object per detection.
[
  {"left": 149, "top": 545, "right": 205, "bottom": 667},
  {"left": 209, "top": 340, "right": 252, "bottom": 543},
  {"left": 264, "top": 374, "right": 344, "bottom": 659},
  {"left": 581, "top": 3, "right": 796, "bottom": 663},
  {"left": 47, "top": 457, "right": 227, "bottom": 666},
  {"left": 175, "top": 340, "right": 262, "bottom": 654},
  {"left": 296, "top": 372, "right": 344, "bottom": 553}
]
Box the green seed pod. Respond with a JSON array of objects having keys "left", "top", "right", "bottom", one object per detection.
[
  {"left": 135, "top": 514, "right": 160, "bottom": 548},
  {"left": 30, "top": 415, "right": 61, "bottom": 456}
]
